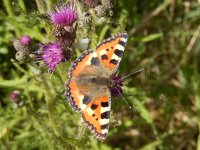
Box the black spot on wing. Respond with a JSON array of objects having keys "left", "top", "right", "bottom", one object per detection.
[
  {"left": 83, "top": 95, "right": 91, "bottom": 104},
  {"left": 101, "top": 102, "right": 109, "bottom": 107},
  {"left": 101, "top": 54, "right": 108, "bottom": 60},
  {"left": 110, "top": 59, "right": 118, "bottom": 65},
  {"left": 118, "top": 40, "right": 126, "bottom": 46},
  {"left": 91, "top": 104, "right": 98, "bottom": 110},
  {"left": 114, "top": 49, "right": 123, "bottom": 57},
  {"left": 91, "top": 57, "right": 99, "bottom": 66},
  {"left": 101, "top": 111, "right": 110, "bottom": 119},
  {"left": 101, "top": 124, "right": 108, "bottom": 129}
]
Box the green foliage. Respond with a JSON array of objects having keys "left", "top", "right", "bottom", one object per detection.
[{"left": 1, "top": 0, "right": 200, "bottom": 150}]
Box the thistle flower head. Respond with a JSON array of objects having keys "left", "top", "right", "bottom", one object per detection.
[
  {"left": 49, "top": 4, "right": 77, "bottom": 26},
  {"left": 38, "top": 42, "right": 70, "bottom": 72},
  {"left": 110, "top": 75, "right": 124, "bottom": 97},
  {"left": 20, "top": 35, "right": 31, "bottom": 45},
  {"left": 10, "top": 90, "right": 21, "bottom": 104}
]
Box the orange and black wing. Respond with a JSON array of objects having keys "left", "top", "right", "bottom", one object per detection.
[
  {"left": 65, "top": 50, "right": 103, "bottom": 112},
  {"left": 96, "top": 32, "right": 128, "bottom": 75},
  {"left": 81, "top": 92, "right": 111, "bottom": 141}
]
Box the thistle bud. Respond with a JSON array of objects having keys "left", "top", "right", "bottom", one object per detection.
[
  {"left": 10, "top": 90, "right": 21, "bottom": 104},
  {"left": 20, "top": 35, "right": 31, "bottom": 46},
  {"left": 13, "top": 35, "right": 32, "bottom": 53},
  {"left": 94, "top": 5, "right": 106, "bottom": 17},
  {"left": 15, "top": 50, "right": 29, "bottom": 62},
  {"left": 101, "top": 0, "right": 113, "bottom": 10},
  {"left": 13, "top": 35, "right": 33, "bottom": 62},
  {"left": 84, "top": 0, "right": 99, "bottom": 8}
]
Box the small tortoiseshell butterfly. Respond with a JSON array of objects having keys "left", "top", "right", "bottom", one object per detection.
[{"left": 65, "top": 32, "right": 128, "bottom": 141}]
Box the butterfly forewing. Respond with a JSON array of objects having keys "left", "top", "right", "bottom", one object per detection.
[
  {"left": 66, "top": 50, "right": 100, "bottom": 112},
  {"left": 96, "top": 32, "right": 128, "bottom": 75}
]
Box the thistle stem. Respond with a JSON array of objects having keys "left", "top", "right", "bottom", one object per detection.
[
  {"left": 35, "top": 0, "right": 46, "bottom": 14},
  {"left": 58, "top": 65, "right": 66, "bottom": 84},
  {"left": 41, "top": 75, "right": 59, "bottom": 136},
  {"left": 3, "top": 0, "right": 14, "bottom": 17},
  {"left": 35, "top": 0, "right": 52, "bottom": 38},
  {"left": 78, "top": 124, "right": 86, "bottom": 148}
]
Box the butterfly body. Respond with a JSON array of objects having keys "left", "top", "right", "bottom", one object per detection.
[
  {"left": 76, "top": 76, "right": 111, "bottom": 87},
  {"left": 65, "top": 32, "right": 128, "bottom": 141}
]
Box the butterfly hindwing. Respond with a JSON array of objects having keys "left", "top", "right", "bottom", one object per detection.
[
  {"left": 96, "top": 32, "right": 128, "bottom": 75},
  {"left": 81, "top": 92, "right": 111, "bottom": 141}
]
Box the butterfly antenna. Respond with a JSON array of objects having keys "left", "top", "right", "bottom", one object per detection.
[
  {"left": 115, "top": 87, "right": 132, "bottom": 109},
  {"left": 120, "top": 68, "right": 144, "bottom": 81}
]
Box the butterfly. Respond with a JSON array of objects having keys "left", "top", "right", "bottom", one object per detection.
[{"left": 65, "top": 32, "right": 128, "bottom": 141}]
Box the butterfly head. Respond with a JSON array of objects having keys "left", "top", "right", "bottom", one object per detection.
[{"left": 110, "top": 75, "right": 124, "bottom": 97}]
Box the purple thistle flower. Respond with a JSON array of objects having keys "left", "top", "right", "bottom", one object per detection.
[
  {"left": 110, "top": 75, "right": 124, "bottom": 97},
  {"left": 39, "top": 42, "right": 70, "bottom": 72},
  {"left": 10, "top": 90, "right": 21, "bottom": 104},
  {"left": 49, "top": 4, "right": 77, "bottom": 26},
  {"left": 20, "top": 35, "right": 31, "bottom": 45}
]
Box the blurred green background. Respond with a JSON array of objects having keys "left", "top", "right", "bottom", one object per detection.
[{"left": 0, "top": 0, "right": 200, "bottom": 149}]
